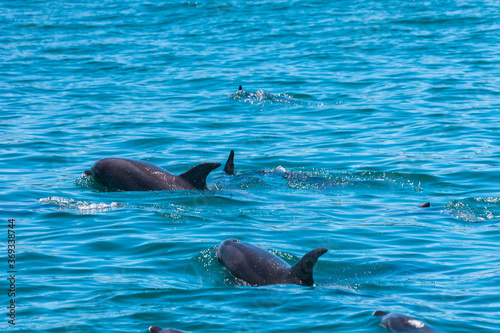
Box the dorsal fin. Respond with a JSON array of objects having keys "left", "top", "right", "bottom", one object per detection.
[
  {"left": 290, "top": 247, "right": 328, "bottom": 286},
  {"left": 239, "top": 85, "right": 242, "bottom": 91},
  {"left": 179, "top": 162, "right": 221, "bottom": 190},
  {"left": 223, "top": 150, "right": 234, "bottom": 175}
]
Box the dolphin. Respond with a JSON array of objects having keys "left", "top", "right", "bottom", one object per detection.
[
  {"left": 84, "top": 158, "right": 221, "bottom": 192},
  {"left": 233, "top": 85, "right": 274, "bottom": 99},
  {"left": 373, "top": 311, "right": 441, "bottom": 333},
  {"left": 216, "top": 239, "right": 327, "bottom": 286},
  {"left": 230, "top": 85, "right": 298, "bottom": 104},
  {"left": 148, "top": 326, "right": 187, "bottom": 333}
]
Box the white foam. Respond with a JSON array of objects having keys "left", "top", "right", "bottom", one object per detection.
[{"left": 38, "top": 197, "right": 123, "bottom": 211}]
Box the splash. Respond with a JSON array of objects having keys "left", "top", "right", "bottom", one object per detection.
[
  {"left": 38, "top": 197, "right": 124, "bottom": 212},
  {"left": 229, "top": 88, "right": 321, "bottom": 107},
  {"left": 444, "top": 197, "right": 500, "bottom": 222}
]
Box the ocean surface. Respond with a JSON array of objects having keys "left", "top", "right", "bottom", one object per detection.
[{"left": 2, "top": 1, "right": 500, "bottom": 332}]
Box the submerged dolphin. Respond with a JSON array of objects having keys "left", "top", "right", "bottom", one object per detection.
[
  {"left": 84, "top": 158, "right": 221, "bottom": 192},
  {"left": 216, "top": 239, "right": 327, "bottom": 286},
  {"left": 221, "top": 150, "right": 343, "bottom": 189},
  {"left": 148, "top": 326, "right": 187, "bottom": 333},
  {"left": 233, "top": 85, "right": 274, "bottom": 99},
  {"left": 230, "top": 85, "right": 299, "bottom": 104},
  {"left": 373, "top": 311, "right": 441, "bottom": 333}
]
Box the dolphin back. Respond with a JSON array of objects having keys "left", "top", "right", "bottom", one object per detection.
[
  {"left": 217, "top": 239, "right": 292, "bottom": 286},
  {"left": 86, "top": 158, "right": 220, "bottom": 191},
  {"left": 148, "top": 326, "right": 187, "bottom": 333},
  {"left": 373, "top": 311, "right": 441, "bottom": 333},
  {"left": 179, "top": 162, "right": 221, "bottom": 190},
  {"left": 290, "top": 247, "right": 328, "bottom": 286}
]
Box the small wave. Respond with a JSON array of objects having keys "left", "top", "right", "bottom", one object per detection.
[
  {"left": 75, "top": 173, "right": 107, "bottom": 191},
  {"left": 229, "top": 89, "right": 321, "bottom": 107},
  {"left": 229, "top": 90, "right": 288, "bottom": 104},
  {"left": 342, "top": 171, "right": 425, "bottom": 193},
  {"left": 273, "top": 165, "right": 287, "bottom": 173},
  {"left": 38, "top": 197, "right": 124, "bottom": 211},
  {"left": 444, "top": 197, "right": 500, "bottom": 222}
]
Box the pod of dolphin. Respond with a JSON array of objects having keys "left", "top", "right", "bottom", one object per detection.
[{"left": 83, "top": 89, "right": 440, "bottom": 333}]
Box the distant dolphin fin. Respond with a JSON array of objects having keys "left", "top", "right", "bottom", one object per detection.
[
  {"left": 239, "top": 85, "right": 242, "bottom": 91},
  {"left": 290, "top": 247, "right": 328, "bottom": 286},
  {"left": 373, "top": 311, "right": 389, "bottom": 317},
  {"left": 223, "top": 150, "right": 235, "bottom": 175},
  {"left": 179, "top": 162, "right": 221, "bottom": 190}
]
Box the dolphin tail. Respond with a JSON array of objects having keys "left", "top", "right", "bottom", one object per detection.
[
  {"left": 179, "top": 162, "right": 221, "bottom": 190},
  {"left": 290, "top": 247, "right": 328, "bottom": 286},
  {"left": 223, "top": 150, "right": 235, "bottom": 175}
]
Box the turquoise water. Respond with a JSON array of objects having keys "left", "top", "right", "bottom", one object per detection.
[{"left": 2, "top": 1, "right": 500, "bottom": 332}]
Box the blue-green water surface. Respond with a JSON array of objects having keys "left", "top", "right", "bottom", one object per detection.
[{"left": 2, "top": 1, "right": 500, "bottom": 332}]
